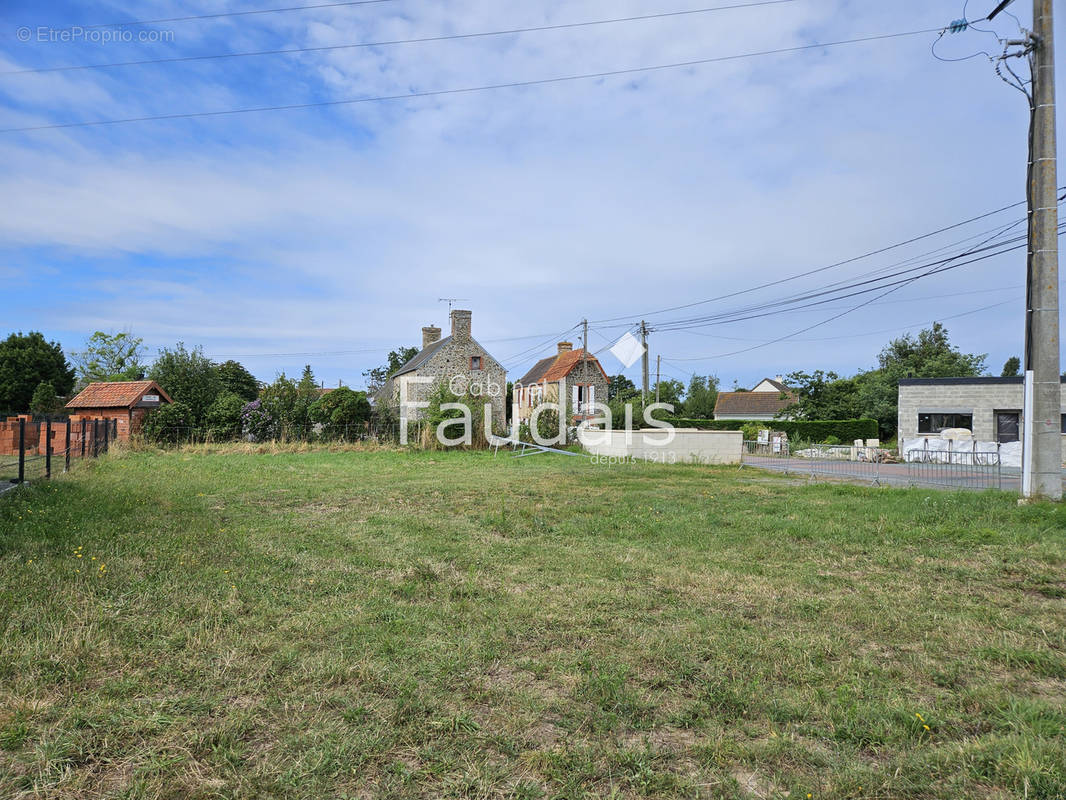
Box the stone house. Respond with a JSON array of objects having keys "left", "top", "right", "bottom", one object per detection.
[
  {"left": 379, "top": 309, "right": 507, "bottom": 430},
  {"left": 514, "top": 342, "right": 609, "bottom": 424},
  {"left": 713, "top": 376, "right": 795, "bottom": 421},
  {"left": 64, "top": 380, "right": 172, "bottom": 439},
  {"left": 897, "top": 376, "right": 1066, "bottom": 461}
]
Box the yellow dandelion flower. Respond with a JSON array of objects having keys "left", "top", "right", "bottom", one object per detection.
[{"left": 923, "top": 724, "right": 930, "bottom": 731}]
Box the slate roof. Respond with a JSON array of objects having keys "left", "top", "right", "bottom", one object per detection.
[
  {"left": 392, "top": 336, "right": 453, "bottom": 378},
  {"left": 66, "top": 380, "right": 172, "bottom": 409},
  {"left": 517, "top": 355, "right": 557, "bottom": 385},
  {"left": 713, "top": 389, "right": 795, "bottom": 416}
]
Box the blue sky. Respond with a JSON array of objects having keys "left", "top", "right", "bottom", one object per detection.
[{"left": 0, "top": 0, "right": 1061, "bottom": 391}]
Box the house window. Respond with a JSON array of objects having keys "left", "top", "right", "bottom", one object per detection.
[
  {"left": 470, "top": 356, "right": 482, "bottom": 370},
  {"left": 1061, "top": 414, "right": 1066, "bottom": 434},
  {"left": 918, "top": 412, "right": 973, "bottom": 434}
]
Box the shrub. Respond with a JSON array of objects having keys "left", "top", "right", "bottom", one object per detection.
[
  {"left": 822, "top": 435, "right": 842, "bottom": 446},
  {"left": 205, "top": 392, "right": 246, "bottom": 441},
  {"left": 309, "top": 387, "right": 371, "bottom": 439},
  {"left": 241, "top": 399, "right": 278, "bottom": 441},
  {"left": 141, "top": 402, "right": 195, "bottom": 444},
  {"left": 29, "top": 381, "right": 62, "bottom": 416}
]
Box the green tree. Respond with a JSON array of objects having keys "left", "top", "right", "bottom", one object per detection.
[
  {"left": 204, "top": 392, "right": 246, "bottom": 440},
  {"left": 652, "top": 378, "right": 685, "bottom": 409},
  {"left": 292, "top": 365, "right": 320, "bottom": 432},
  {"left": 858, "top": 323, "right": 987, "bottom": 438},
  {"left": 1001, "top": 356, "right": 1021, "bottom": 377},
  {"left": 258, "top": 373, "right": 299, "bottom": 437},
  {"left": 607, "top": 374, "right": 637, "bottom": 401},
  {"left": 781, "top": 371, "right": 862, "bottom": 421},
  {"left": 73, "top": 331, "right": 145, "bottom": 385},
  {"left": 310, "top": 386, "right": 372, "bottom": 438},
  {"left": 29, "top": 381, "right": 62, "bottom": 416},
  {"left": 0, "top": 331, "right": 75, "bottom": 413},
  {"left": 141, "top": 402, "right": 195, "bottom": 444},
  {"left": 217, "top": 360, "right": 260, "bottom": 401},
  {"left": 682, "top": 375, "right": 719, "bottom": 418},
  {"left": 364, "top": 346, "right": 418, "bottom": 394},
  {"left": 148, "top": 343, "right": 221, "bottom": 426}
]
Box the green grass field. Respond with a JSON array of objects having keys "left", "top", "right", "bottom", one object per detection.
[{"left": 1, "top": 447, "right": 1064, "bottom": 799}]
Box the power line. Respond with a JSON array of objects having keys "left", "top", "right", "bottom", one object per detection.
[
  {"left": 589, "top": 195, "right": 1039, "bottom": 325},
  {"left": 650, "top": 232, "right": 1034, "bottom": 334},
  {"left": 0, "top": 27, "right": 943, "bottom": 134},
  {"left": 500, "top": 323, "right": 582, "bottom": 370},
  {"left": 667, "top": 225, "right": 1062, "bottom": 361},
  {"left": 674, "top": 297, "right": 1017, "bottom": 344},
  {"left": 80, "top": 0, "right": 397, "bottom": 30},
  {"left": 615, "top": 212, "right": 1047, "bottom": 336},
  {"left": 4, "top": 1, "right": 798, "bottom": 76}
]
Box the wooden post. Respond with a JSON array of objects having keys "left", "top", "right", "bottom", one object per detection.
[
  {"left": 17, "top": 418, "right": 25, "bottom": 484},
  {"left": 45, "top": 419, "right": 52, "bottom": 479},
  {"left": 80, "top": 419, "right": 86, "bottom": 458},
  {"left": 65, "top": 419, "right": 71, "bottom": 472}
]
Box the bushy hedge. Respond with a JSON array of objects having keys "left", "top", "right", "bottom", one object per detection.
[{"left": 663, "top": 417, "right": 879, "bottom": 442}]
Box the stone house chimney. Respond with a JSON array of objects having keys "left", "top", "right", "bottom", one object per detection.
[
  {"left": 557, "top": 341, "right": 573, "bottom": 355},
  {"left": 450, "top": 309, "right": 472, "bottom": 340},
  {"left": 422, "top": 326, "right": 441, "bottom": 350}
]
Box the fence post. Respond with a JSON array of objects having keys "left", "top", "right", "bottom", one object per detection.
[
  {"left": 17, "top": 418, "right": 25, "bottom": 484},
  {"left": 81, "top": 419, "right": 86, "bottom": 458},
  {"left": 103, "top": 418, "right": 110, "bottom": 454},
  {"left": 65, "top": 419, "right": 71, "bottom": 472},
  {"left": 92, "top": 420, "right": 98, "bottom": 457},
  {"left": 45, "top": 419, "right": 52, "bottom": 479}
]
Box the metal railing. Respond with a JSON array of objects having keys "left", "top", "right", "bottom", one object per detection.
[
  {"left": 741, "top": 441, "right": 1003, "bottom": 491},
  {"left": 2, "top": 417, "right": 116, "bottom": 492}
]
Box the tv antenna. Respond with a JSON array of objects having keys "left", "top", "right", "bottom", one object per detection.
[{"left": 438, "top": 297, "right": 470, "bottom": 312}]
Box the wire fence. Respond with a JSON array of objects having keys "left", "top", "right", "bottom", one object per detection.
[
  {"left": 1, "top": 417, "right": 117, "bottom": 493},
  {"left": 147, "top": 417, "right": 404, "bottom": 446},
  {"left": 741, "top": 440, "right": 1003, "bottom": 491}
]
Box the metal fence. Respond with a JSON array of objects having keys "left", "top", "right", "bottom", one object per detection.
[
  {"left": 741, "top": 441, "right": 1003, "bottom": 491},
  {"left": 2, "top": 417, "right": 116, "bottom": 493},
  {"left": 150, "top": 418, "right": 403, "bottom": 446}
]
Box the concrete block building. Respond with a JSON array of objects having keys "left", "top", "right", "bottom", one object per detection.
[
  {"left": 897, "top": 376, "right": 1066, "bottom": 461},
  {"left": 379, "top": 309, "right": 507, "bottom": 431}
]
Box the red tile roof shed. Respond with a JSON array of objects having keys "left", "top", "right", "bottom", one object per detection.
[{"left": 66, "top": 380, "right": 172, "bottom": 410}]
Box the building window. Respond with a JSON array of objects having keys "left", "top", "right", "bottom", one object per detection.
[
  {"left": 1061, "top": 414, "right": 1066, "bottom": 434},
  {"left": 917, "top": 412, "right": 973, "bottom": 434},
  {"left": 470, "top": 356, "right": 482, "bottom": 370}
]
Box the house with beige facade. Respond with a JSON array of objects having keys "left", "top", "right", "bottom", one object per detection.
[
  {"left": 514, "top": 342, "right": 608, "bottom": 424},
  {"left": 378, "top": 309, "right": 507, "bottom": 430}
]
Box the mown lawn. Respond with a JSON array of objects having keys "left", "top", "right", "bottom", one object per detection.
[{"left": 0, "top": 447, "right": 1064, "bottom": 799}]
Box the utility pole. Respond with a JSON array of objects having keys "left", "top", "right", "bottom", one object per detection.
[
  {"left": 640, "top": 321, "right": 649, "bottom": 406},
  {"left": 648, "top": 356, "right": 656, "bottom": 407},
  {"left": 1021, "top": 0, "right": 1061, "bottom": 500},
  {"left": 582, "top": 318, "right": 589, "bottom": 416}
]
